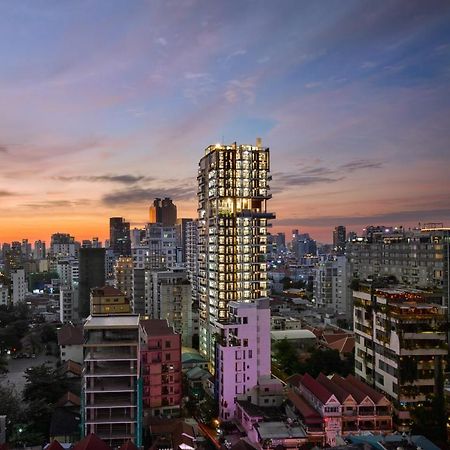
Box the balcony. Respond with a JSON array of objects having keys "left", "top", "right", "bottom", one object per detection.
[
  {"left": 358, "top": 409, "right": 376, "bottom": 416},
  {"left": 85, "top": 395, "right": 136, "bottom": 408},
  {"left": 85, "top": 350, "right": 137, "bottom": 361},
  {"left": 85, "top": 415, "right": 136, "bottom": 424},
  {"left": 84, "top": 366, "right": 137, "bottom": 377},
  {"left": 85, "top": 380, "right": 135, "bottom": 393}
]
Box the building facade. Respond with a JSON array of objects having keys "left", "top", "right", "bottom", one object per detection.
[
  {"left": 313, "top": 256, "right": 351, "bottom": 318},
  {"left": 215, "top": 298, "right": 271, "bottom": 420},
  {"left": 109, "top": 217, "right": 131, "bottom": 258},
  {"left": 353, "top": 286, "right": 447, "bottom": 427},
  {"left": 140, "top": 319, "right": 182, "bottom": 418},
  {"left": 197, "top": 140, "right": 274, "bottom": 362},
  {"left": 83, "top": 314, "right": 141, "bottom": 448},
  {"left": 147, "top": 269, "right": 192, "bottom": 347}
]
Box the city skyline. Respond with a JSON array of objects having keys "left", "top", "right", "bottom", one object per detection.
[{"left": 1, "top": 1, "right": 450, "bottom": 243}]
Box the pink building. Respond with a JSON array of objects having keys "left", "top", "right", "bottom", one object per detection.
[
  {"left": 215, "top": 298, "right": 271, "bottom": 421},
  {"left": 140, "top": 319, "right": 182, "bottom": 418}
]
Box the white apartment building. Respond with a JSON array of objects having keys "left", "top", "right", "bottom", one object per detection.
[
  {"left": 314, "top": 256, "right": 351, "bottom": 318},
  {"left": 145, "top": 268, "right": 192, "bottom": 346},
  {"left": 11, "top": 268, "right": 26, "bottom": 304}
]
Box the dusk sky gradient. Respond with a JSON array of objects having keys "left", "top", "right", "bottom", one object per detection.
[{"left": 1, "top": 0, "right": 450, "bottom": 243}]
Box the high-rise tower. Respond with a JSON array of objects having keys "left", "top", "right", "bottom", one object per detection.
[
  {"left": 109, "top": 217, "right": 131, "bottom": 257},
  {"left": 149, "top": 197, "right": 177, "bottom": 226},
  {"left": 197, "top": 140, "right": 274, "bottom": 362}
]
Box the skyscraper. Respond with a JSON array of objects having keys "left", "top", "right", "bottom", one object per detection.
[
  {"left": 78, "top": 248, "right": 106, "bottom": 318},
  {"left": 197, "top": 140, "right": 274, "bottom": 362},
  {"left": 149, "top": 197, "right": 177, "bottom": 226},
  {"left": 333, "top": 225, "right": 346, "bottom": 255},
  {"left": 109, "top": 217, "right": 131, "bottom": 257}
]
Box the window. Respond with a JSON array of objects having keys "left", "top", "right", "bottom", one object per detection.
[
  {"left": 243, "top": 317, "right": 248, "bottom": 324},
  {"left": 165, "top": 340, "right": 171, "bottom": 348},
  {"left": 165, "top": 353, "right": 171, "bottom": 361}
]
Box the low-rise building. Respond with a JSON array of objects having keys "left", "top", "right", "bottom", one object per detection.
[
  {"left": 90, "top": 286, "right": 131, "bottom": 315},
  {"left": 57, "top": 324, "right": 84, "bottom": 364},
  {"left": 286, "top": 373, "right": 393, "bottom": 446},
  {"left": 140, "top": 319, "right": 182, "bottom": 418}
]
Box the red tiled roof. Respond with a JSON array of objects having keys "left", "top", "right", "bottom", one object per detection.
[
  {"left": 61, "top": 360, "right": 82, "bottom": 376},
  {"left": 346, "top": 374, "right": 386, "bottom": 404},
  {"left": 47, "top": 441, "right": 65, "bottom": 450},
  {"left": 57, "top": 324, "right": 84, "bottom": 346},
  {"left": 287, "top": 390, "right": 322, "bottom": 423},
  {"left": 329, "top": 374, "right": 370, "bottom": 404},
  {"left": 324, "top": 336, "right": 355, "bottom": 354},
  {"left": 316, "top": 373, "right": 353, "bottom": 404},
  {"left": 303, "top": 325, "right": 323, "bottom": 337},
  {"left": 56, "top": 391, "right": 81, "bottom": 407},
  {"left": 300, "top": 373, "right": 333, "bottom": 404},
  {"left": 286, "top": 373, "right": 302, "bottom": 387},
  {"left": 140, "top": 318, "right": 176, "bottom": 336},
  {"left": 321, "top": 333, "right": 350, "bottom": 344},
  {"left": 73, "top": 433, "right": 112, "bottom": 450}
]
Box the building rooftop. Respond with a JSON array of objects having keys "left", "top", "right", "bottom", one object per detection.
[
  {"left": 287, "top": 389, "right": 322, "bottom": 422},
  {"left": 91, "top": 286, "right": 125, "bottom": 297},
  {"left": 182, "top": 348, "right": 207, "bottom": 364},
  {"left": 84, "top": 314, "right": 140, "bottom": 329},
  {"left": 57, "top": 324, "right": 84, "bottom": 346},
  {"left": 236, "top": 400, "right": 284, "bottom": 421},
  {"left": 270, "top": 329, "right": 316, "bottom": 340},
  {"left": 140, "top": 318, "right": 176, "bottom": 336},
  {"left": 255, "top": 421, "right": 306, "bottom": 440},
  {"left": 73, "top": 433, "right": 112, "bottom": 450},
  {"left": 300, "top": 373, "right": 334, "bottom": 405}
]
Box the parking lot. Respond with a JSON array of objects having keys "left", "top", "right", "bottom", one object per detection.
[{"left": 0, "top": 352, "right": 58, "bottom": 393}]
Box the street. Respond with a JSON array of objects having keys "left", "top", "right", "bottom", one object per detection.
[{"left": 0, "top": 352, "right": 58, "bottom": 393}]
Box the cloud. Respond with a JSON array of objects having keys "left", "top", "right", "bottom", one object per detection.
[
  {"left": 0, "top": 190, "right": 15, "bottom": 197},
  {"left": 226, "top": 49, "right": 247, "bottom": 60},
  {"left": 273, "top": 158, "right": 383, "bottom": 191},
  {"left": 275, "top": 207, "right": 450, "bottom": 228},
  {"left": 339, "top": 159, "right": 383, "bottom": 172},
  {"left": 54, "top": 174, "right": 154, "bottom": 184},
  {"left": 21, "top": 199, "right": 91, "bottom": 209},
  {"left": 305, "top": 82, "right": 322, "bottom": 89},
  {"left": 155, "top": 37, "right": 168, "bottom": 46},
  {"left": 0, "top": 145, "right": 8, "bottom": 153},
  {"left": 224, "top": 77, "right": 257, "bottom": 103},
  {"left": 272, "top": 172, "right": 344, "bottom": 190},
  {"left": 102, "top": 185, "right": 196, "bottom": 206},
  {"left": 360, "top": 61, "right": 377, "bottom": 69}
]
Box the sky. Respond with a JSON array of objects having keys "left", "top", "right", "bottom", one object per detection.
[{"left": 0, "top": 0, "right": 450, "bottom": 244}]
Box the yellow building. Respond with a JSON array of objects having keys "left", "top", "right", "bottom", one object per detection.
[{"left": 90, "top": 286, "right": 131, "bottom": 315}]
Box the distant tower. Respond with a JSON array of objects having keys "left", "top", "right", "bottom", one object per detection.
[
  {"left": 333, "top": 225, "right": 347, "bottom": 255},
  {"left": 109, "top": 217, "right": 131, "bottom": 257},
  {"left": 78, "top": 248, "right": 106, "bottom": 318},
  {"left": 149, "top": 197, "right": 177, "bottom": 226}
]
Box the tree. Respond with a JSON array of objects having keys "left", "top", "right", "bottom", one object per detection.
[
  {"left": 24, "top": 398, "right": 53, "bottom": 442},
  {"left": 23, "top": 364, "right": 68, "bottom": 404},
  {"left": 40, "top": 324, "right": 57, "bottom": 343},
  {"left": 273, "top": 338, "right": 302, "bottom": 375},
  {"left": 304, "top": 348, "right": 347, "bottom": 377},
  {"left": 0, "top": 384, "right": 23, "bottom": 422}
]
